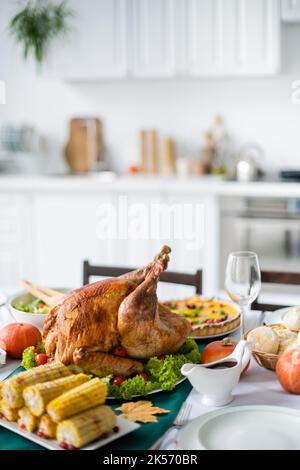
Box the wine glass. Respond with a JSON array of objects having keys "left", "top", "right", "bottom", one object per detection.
[{"left": 225, "top": 251, "right": 261, "bottom": 337}]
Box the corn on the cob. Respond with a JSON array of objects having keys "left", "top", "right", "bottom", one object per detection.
[
  {"left": 23, "top": 373, "right": 89, "bottom": 416},
  {"left": 37, "top": 414, "right": 57, "bottom": 439},
  {"left": 18, "top": 407, "right": 39, "bottom": 432},
  {"left": 3, "top": 363, "right": 71, "bottom": 408},
  {"left": 56, "top": 405, "right": 116, "bottom": 448},
  {"left": 47, "top": 378, "right": 107, "bottom": 423},
  {"left": 0, "top": 400, "right": 18, "bottom": 422}
]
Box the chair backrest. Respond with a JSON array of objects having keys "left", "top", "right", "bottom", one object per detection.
[
  {"left": 252, "top": 270, "right": 300, "bottom": 312},
  {"left": 83, "top": 260, "right": 202, "bottom": 294}
]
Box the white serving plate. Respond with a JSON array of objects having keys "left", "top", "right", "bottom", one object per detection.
[
  {"left": 178, "top": 406, "right": 300, "bottom": 450},
  {"left": 0, "top": 415, "right": 139, "bottom": 450},
  {"left": 263, "top": 306, "right": 296, "bottom": 326}
]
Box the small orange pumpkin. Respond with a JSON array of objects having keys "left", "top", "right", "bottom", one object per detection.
[
  {"left": 276, "top": 348, "right": 300, "bottom": 394},
  {"left": 0, "top": 323, "right": 41, "bottom": 359},
  {"left": 202, "top": 337, "right": 250, "bottom": 375}
]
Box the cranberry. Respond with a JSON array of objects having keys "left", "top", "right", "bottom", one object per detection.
[
  {"left": 113, "top": 426, "right": 119, "bottom": 433},
  {"left": 158, "top": 354, "right": 166, "bottom": 360},
  {"left": 37, "top": 431, "right": 45, "bottom": 438},
  {"left": 112, "top": 347, "right": 127, "bottom": 357},
  {"left": 59, "top": 442, "right": 69, "bottom": 450},
  {"left": 138, "top": 372, "right": 148, "bottom": 381},
  {"left": 112, "top": 376, "right": 125, "bottom": 387},
  {"left": 20, "top": 423, "right": 26, "bottom": 430},
  {"left": 0, "top": 413, "right": 4, "bottom": 419}
]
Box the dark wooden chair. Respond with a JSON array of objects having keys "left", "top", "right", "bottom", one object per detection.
[
  {"left": 83, "top": 260, "right": 202, "bottom": 294},
  {"left": 252, "top": 271, "right": 300, "bottom": 312}
]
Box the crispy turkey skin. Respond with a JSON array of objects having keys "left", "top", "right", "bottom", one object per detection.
[{"left": 43, "top": 246, "right": 191, "bottom": 376}]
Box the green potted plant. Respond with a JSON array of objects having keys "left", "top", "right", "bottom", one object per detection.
[{"left": 9, "top": 0, "right": 73, "bottom": 65}]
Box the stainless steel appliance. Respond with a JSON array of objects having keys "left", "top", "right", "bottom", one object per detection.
[{"left": 220, "top": 196, "right": 300, "bottom": 296}]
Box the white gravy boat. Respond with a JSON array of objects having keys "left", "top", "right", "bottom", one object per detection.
[
  {"left": 0, "top": 348, "right": 6, "bottom": 367},
  {"left": 181, "top": 340, "right": 251, "bottom": 406}
]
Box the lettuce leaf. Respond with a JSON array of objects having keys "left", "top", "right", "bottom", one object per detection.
[
  {"left": 107, "top": 375, "right": 159, "bottom": 401},
  {"left": 105, "top": 339, "right": 201, "bottom": 399},
  {"left": 21, "top": 346, "right": 36, "bottom": 369}
]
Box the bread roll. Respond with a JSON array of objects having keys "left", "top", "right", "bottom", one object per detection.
[
  {"left": 283, "top": 307, "right": 300, "bottom": 332},
  {"left": 247, "top": 326, "right": 279, "bottom": 354}
]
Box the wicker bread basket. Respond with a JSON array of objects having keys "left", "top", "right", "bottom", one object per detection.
[
  {"left": 245, "top": 325, "right": 283, "bottom": 371},
  {"left": 250, "top": 349, "right": 279, "bottom": 371}
]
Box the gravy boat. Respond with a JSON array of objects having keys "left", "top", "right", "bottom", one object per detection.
[{"left": 181, "top": 340, "right": 251, "bottom": 406}]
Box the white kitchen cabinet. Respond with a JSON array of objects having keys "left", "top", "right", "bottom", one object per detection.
[
  {"left": 186, "top": 0, "right": 224, "bottom": 76},
  {"left": 48, "top": 0, "right": 281, "bottom": 80},
  {"left": 32, "top": 191, "right": 163, "bottom": 288},
  {"left": 0, "top": 195, "right": 34, "bottom": 290},
  {"left": 29, "top": 189, "right": 218, "bottom": 295},
  {"left": 186, "top": 0, "right": 280, "bottom": 77},
  {"left": 131, "top": 0, "right": 185, "bottom": 77},
  {"left": 49, "top": 0, "right": 128, "bottom": 80},
  {"left": 163, "top": 193, "right": 219, "bottom": 296},
  {"left": 33, "top": 194, "right": 115, "bottom": 287},
  {"left": 282, "top": 0, "right": 300, "bottom": 22},
  {"left": 225, "top": 0, "right": 280, "bottom": 76}
]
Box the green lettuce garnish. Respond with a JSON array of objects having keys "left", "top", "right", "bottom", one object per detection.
[
  {"left": 103, "top": 339, "right": 201, "bottom": 400},
  {"left": 35, "top": 342, "right": 45, "bottom": 353},
  {"left": 21, "top": 342, "right": 46, "bottom": 369},
  {"left": 21, "top": 346, "right": 36, "bottom": 369},
  {"left": 178, "top": 338, "right": 198, "bottom": 354},
  {"left": 108, "top": 375, "right": 160, "bottom": 401}
]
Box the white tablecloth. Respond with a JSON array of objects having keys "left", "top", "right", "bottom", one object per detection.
[
  {"left": 160, "top": 309, "right": 300, "bottom": 449},
  {"left": 0, "top": 305, "right": 21, "bottom": 380},
  {"left": 162, "top": 360, "right": 300, "bottom": 449},
  {"left": 1, "top": 302, "right": 299, "bottom": 449}
]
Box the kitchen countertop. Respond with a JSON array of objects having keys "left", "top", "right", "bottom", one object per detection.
[{"left": 0, "top": 174, "right": 300, "bottom": 197}]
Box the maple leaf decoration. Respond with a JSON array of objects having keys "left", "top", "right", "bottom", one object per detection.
[{"left": 117, "top": 400, "right": 170, "bottom": 423}]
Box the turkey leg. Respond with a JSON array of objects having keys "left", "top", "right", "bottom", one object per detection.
[
  {"left": 73, "top": 348, "right": 143, "bottom": 377},
  {"left": 119, "top": 245, "right": 171, "bottom": 285},
  {"left": 117, "top": 264, "right": 191, "bottom": 359}
]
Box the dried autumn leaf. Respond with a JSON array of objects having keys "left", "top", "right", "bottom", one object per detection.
[
  {"left": 117, "top": 401, "right": 152, "bottom": 414},
  {"left": 121, "top": 413, "right": 158, "bottom": 423},
  {"left": 117, "top": 400, "right": 170, "bottom": 423}
]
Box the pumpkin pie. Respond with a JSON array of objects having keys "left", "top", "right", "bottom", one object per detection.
[{"left": 164, "top": 296, "right": 241, "bottom": 338}]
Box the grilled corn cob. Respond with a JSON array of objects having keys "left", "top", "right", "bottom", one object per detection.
[
  {"left": 56, "top": 405, "right": 116, "bottom": 448},
  {"left": 47, "top": 378, "right": 107, "bottom": 423},
  {"left": 3, "top": 362, "right": 71, "bottom": 408},
  {"left": 0, "top": 400, "right": 18, "bottom": 421},
  {"left": 37, "top": 414, "right": 57, "bottom": 439},
  {"left": 23, "top": 373, "right": 89, "bottom": 416},
  {"left": 18, "top": 407, "right": 39, "bottom": 432}
]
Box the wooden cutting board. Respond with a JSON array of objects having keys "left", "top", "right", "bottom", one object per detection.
[{"left": 65, "top": 118, "right": 103, "bottom": 172}]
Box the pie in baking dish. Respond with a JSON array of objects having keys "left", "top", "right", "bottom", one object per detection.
[{"left": 163, "top": 296, "right": 241, "bottom": 338}]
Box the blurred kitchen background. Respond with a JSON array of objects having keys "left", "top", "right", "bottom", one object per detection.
[{"left": 1, "top": 0, "right": 300, "bottom": 303}]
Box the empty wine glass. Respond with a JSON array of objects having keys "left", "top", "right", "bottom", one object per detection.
[{"left": 225, "top": 251, "right": 261, "bottom": 337}]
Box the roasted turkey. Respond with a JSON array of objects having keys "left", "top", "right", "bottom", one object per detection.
[{"left": 43, "top": 246, "right": 191, "bottom": 377}]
